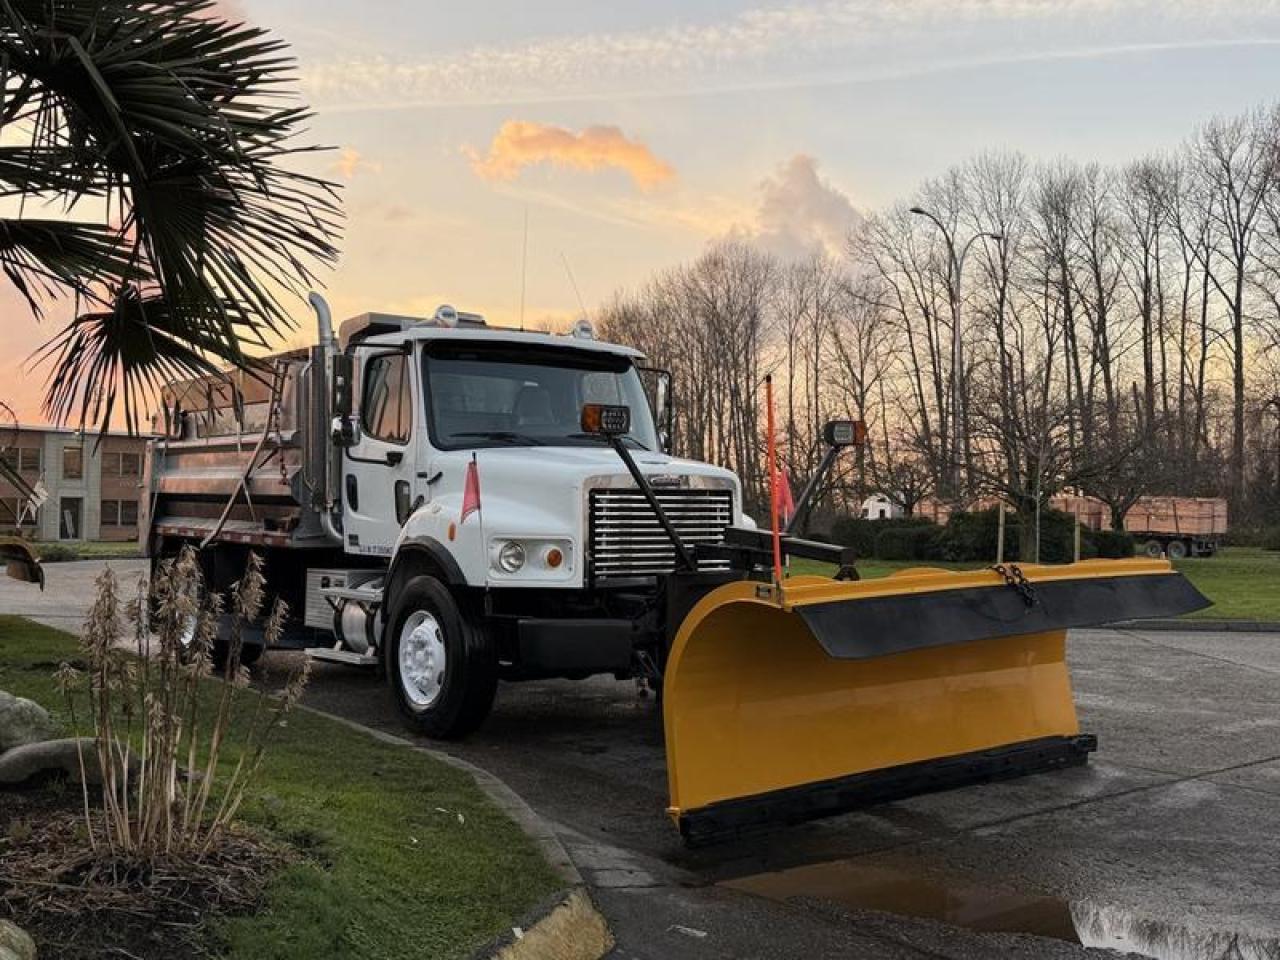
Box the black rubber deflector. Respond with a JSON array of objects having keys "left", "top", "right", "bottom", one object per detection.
[{"left": 679, "top": 734, "right": 1098, "bottom": 847}]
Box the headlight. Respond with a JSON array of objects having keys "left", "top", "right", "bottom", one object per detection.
[{"left": 497, "top": 540, "right": 526, "bottom": 573}]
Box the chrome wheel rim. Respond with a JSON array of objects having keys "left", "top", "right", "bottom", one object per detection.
[{"left": 400, "top": 610, "right": 447, "bottom": 709}]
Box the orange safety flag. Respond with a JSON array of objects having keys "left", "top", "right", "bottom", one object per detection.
[
  {"left": 461, "top": 454, "right": 481, "bottom": 524},
  {"left": 776, "top": 466, "right": 796, "bottom": 526}
]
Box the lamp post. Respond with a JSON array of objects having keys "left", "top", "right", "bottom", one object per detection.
[
  {"left": 909, "top": 206, "right": 1001, "bottom": 500},
  {"left": 1267, "top": 395, "right": 1280, "bottom": 498}
]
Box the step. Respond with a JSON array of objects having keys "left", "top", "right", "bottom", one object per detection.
[{"left": 304, "top": 647, "right": 379, "bottom": 667}]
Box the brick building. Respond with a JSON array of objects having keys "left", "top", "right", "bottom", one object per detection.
[{"left": 0, "top": 426, "right": 150, "bottom": 542}]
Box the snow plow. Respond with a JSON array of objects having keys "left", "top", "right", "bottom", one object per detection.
[
  {"left": 573, "top": 400, "right": 1210, "bottom": 844},
  {"left": 662, "top": 558, "right": 1206, "bottom": 844},
  {"left": 0, "top": 536, "right": 42, "bottom": 589},
  {"left": 139, "top": 295, "right": 1210, "bottom": 844}
]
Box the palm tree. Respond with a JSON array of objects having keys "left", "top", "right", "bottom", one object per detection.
[{"left": 0, "top": 0, "right": 342, "bottom": 432}]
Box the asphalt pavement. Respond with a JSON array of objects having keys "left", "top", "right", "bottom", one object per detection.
[{"left": 5, "top": 558, "right": 1279, "bottom": 959}]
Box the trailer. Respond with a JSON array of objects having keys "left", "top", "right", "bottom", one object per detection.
[{"left": 1055, "top": 495, "right": 1228, "bottom": 560}]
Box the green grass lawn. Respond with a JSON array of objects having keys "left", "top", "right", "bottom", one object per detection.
[
  {"left": 789, "top": 547, "right": 1280, "bottom": 622},
  {"left": 0, "top": 616, "right": 562, "bottom": 960}
]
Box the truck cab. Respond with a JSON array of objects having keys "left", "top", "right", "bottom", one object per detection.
[{"left": 143, "top": 300, "right": 746, "bottom": 737}]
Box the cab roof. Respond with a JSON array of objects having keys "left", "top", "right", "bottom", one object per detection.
[{"left": 351, "top": 315, "right": 644, "bottom": 359}]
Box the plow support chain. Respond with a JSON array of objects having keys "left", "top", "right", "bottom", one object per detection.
[{"left": 663, "top": 559, "right": 1208, "bottom": 845}]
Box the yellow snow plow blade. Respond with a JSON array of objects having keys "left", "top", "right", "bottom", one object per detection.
[
  {"left": 0, "top": 537, "right": 43, "bottom": 589},
  {"left": 663, "top": 559, "right": 1208, "bottom": 844}
]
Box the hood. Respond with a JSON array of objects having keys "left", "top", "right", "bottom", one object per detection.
[
  {"left": 460, "top": 444, "right": 743, "bottom": 538},
  {"left": 474, "top": 444, "right": 737, "bottom": 481}
]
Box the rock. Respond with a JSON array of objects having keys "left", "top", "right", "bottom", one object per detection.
[
  {"left": 0, "top": 919, "right": 36, "bottom": 960},
  {"left": 0, "top": 738, "right": 135, "bottom": 787},
  {"left": 0, "top": 691, "right": 60, "bottom": 754}
]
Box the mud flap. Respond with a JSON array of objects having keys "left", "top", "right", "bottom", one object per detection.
[{"left": 662, "top": 560, "right": 1208, "bottom": 844}]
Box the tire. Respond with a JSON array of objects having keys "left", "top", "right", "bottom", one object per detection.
[
  {"left": 385, "top": 575, "right": 496, "bottom": 739},
  {"left": 1166, "top": 539, "right": 1188, "bottom": 561},
  {"left": 1143, "top": 539, "right": 1163, "bottom": 558}
]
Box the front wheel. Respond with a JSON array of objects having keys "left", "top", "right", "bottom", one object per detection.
[{"left": 385, "top": 576, "right": 496, "bottom": 739}]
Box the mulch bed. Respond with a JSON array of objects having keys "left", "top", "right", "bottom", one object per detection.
[{"left": 1, "top": 784, "right": 288, "bottom": 960}]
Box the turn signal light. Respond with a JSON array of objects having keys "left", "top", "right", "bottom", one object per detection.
[
  {"left": 581, "top": 403, "right": 631, "bottom": 437},
  {"left": 545, "top": 547, "right": 564, "bottom": 569}
]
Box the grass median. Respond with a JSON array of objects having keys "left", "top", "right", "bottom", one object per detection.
[
  {"left": 789, "top": 546, "right": 1279, "bottom": 622},
  {"left": 0, "top": 615, "right": 563, "bottom": 960}
]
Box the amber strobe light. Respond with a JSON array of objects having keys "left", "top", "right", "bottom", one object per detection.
[{"left": 581, "top": 403, "right": 631, "bottom": 436}]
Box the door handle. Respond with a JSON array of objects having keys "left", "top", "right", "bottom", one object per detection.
[
  {"left": 386, "top": 450, "right": 403, "bottom": 466},
  {"left": 395, "top": 479, "right": 411, "bottom": 524},
  {"left": 346, "top": 474, "right": 359, "bottom": 511}
]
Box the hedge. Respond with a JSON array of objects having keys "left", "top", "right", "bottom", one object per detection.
[{"left": 830, "top": 507, "right": 1136, "bottom": 563}]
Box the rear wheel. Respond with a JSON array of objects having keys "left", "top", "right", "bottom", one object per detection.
[
  {"left": 1166, "top": 539, "right": 1188, "bottom": 561},
  {"left": 386, "top": 576, "right": 496, "bottom": 739},
  {"left": 1143, "top": 539, "right": 1164, "bottom": 558},
  {"left": 152, "top": 555, "right": 263, "bottom": 669}
]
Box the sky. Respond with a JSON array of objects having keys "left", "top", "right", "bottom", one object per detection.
[{"left": 7, "top": 0, "right": 1280, "bottom": 423}]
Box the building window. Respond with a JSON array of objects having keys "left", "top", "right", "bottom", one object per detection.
[
  {"left": 102, "top": 451, "right": 142, "bottom": 477},
  {"left": 63, "top": 445, "right": 83, "bottom": 480},
  {"left": 19, "top": 447, "right": 40, "bottom": 472},
  {"left": 102, "top": 499, "right": 139, "bottom": 527},
  {"left": 0, "top": 497, "right": 38, "bottom": 530}
]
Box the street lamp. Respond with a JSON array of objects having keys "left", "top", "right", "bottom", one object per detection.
[
  {"left": 909, "top": 206, "right": 1002, "bottom": 499},
  {"left": 1266, "top": 396, "right": 1280, "bottom": 497}
]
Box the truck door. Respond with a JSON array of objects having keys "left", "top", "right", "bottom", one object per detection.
[{"left": 343, "top": 347, "right": 418, "bottom": 557}]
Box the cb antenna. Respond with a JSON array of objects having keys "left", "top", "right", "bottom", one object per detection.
[
  {"left": 519, "top": 205, "right": 529, "bottom": 332},
  {"left": 561, "top": 252, "right": 588, "bottom": 319}
]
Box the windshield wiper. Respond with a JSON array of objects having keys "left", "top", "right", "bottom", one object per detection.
[
  {"left": 564, "top": 432, "right": 650, "bottom": 451},
  {"left": 449, "top": 431, "right": 546, "bottom": 446}
]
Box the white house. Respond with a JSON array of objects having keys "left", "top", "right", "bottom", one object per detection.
[{"left": 861, "top": 493, "right": 904, "bottom": 521}]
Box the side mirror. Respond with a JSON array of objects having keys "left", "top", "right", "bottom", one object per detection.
[
  {"left": 332, "top": 353, "right": 354, "bottom": 418},
  {"left": 639, "top": 367, "right": 674, "bottom": 454},
  {"left": 823, "top": 420, "right": 867, "bottom": 448},
  {"left": 581, "top": 404, "right": 631, "bottom": 437},
  {"left": 331, "top": 415, "right": 360, "bottom": 448}
]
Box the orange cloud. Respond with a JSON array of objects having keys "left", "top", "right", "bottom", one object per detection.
[
  {"left": 468, "top": 121, "right": 675, "bottom": 191},
  {"left": 331, "top": 147, "right": 381, "bottom": 179}
]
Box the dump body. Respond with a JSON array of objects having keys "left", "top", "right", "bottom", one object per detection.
[{"left": 141, "top": 348, "right": 331, "bottom": 551}]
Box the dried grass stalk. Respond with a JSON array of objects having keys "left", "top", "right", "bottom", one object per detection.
[{"left": 56, "top": 545, "right": 309, "bottom": 859}]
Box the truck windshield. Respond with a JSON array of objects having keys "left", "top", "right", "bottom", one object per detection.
[{"left": 423, "top": 342, "right": 660, "bottom": 451}]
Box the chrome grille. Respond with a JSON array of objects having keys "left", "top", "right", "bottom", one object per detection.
[{"left": 588, "top": 488, "right": 733, "bottom": 580}]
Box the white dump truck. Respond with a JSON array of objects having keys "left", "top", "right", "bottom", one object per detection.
[
  {"left": 142, "top": 295, "right": 776, "bottom": 737},
  {"left": 140, "top": 294, "right": 1208, "bottom": 844}
]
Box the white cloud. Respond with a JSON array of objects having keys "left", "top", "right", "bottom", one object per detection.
[
  {"left": 749, "top": 155, "right": 861, "bottom": 260},
  {"left": 300, "top": 1, "right": 1280, "bottom": 110}
]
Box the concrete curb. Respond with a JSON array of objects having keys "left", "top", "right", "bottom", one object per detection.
[
  {"left": 295, "top": 706, "right": 613, "bottom": 959},
  {"left": 1110, "top": 618, "right": 1280, "bottom": 633}
]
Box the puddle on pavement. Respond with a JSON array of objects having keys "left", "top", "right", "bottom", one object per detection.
[{"left": 721, "top": 861, "right": 1280, "bottom": 960}]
